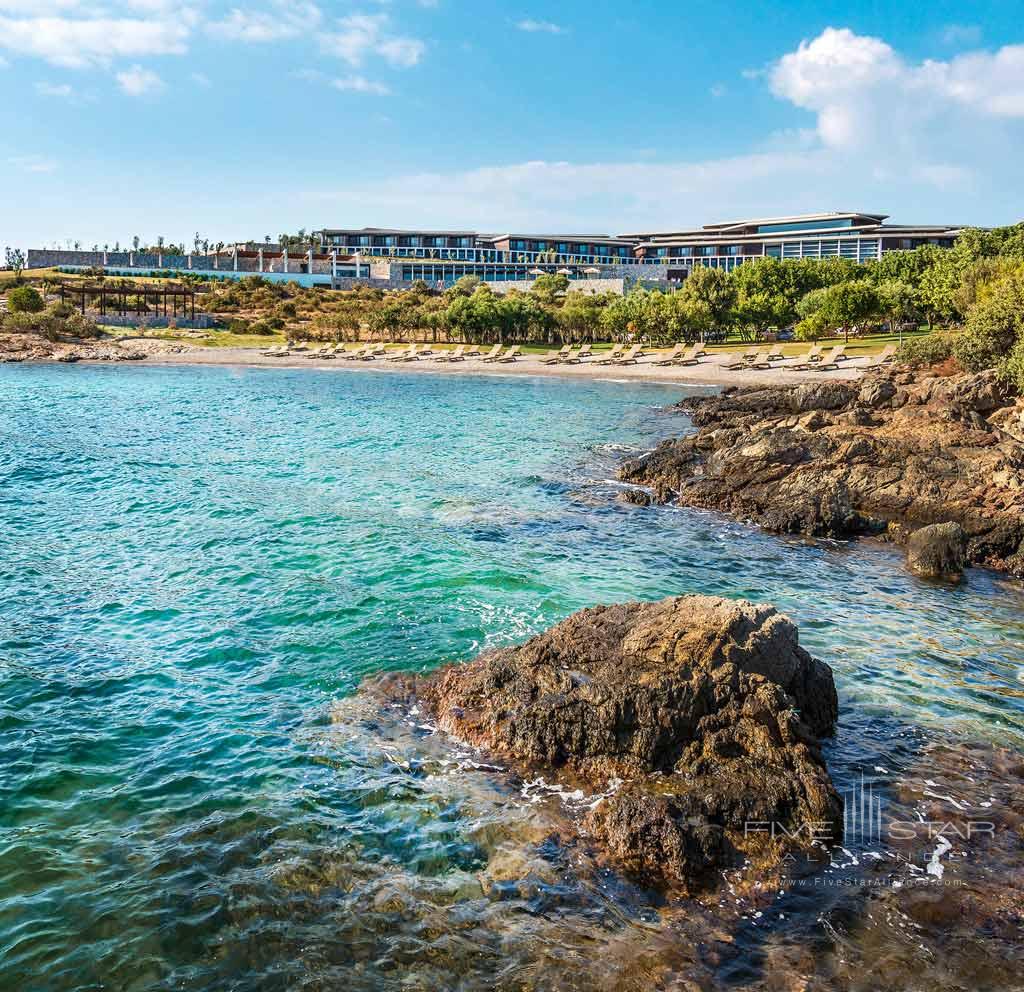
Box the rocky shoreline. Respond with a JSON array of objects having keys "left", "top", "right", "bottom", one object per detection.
[
  {"left": 0, "top": 331, "right": 190, "bottom": 363},
  {"left": 365, "top": 594, "right": 842, "bottom": 894},
  {"left": 619, "top": 367, "right": 1024, "bottom": 579}
]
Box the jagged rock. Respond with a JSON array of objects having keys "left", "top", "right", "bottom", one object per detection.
[
  {"left": 617, "top": 488, "right": 653, "bottom": 506},
  {"left": 907, "top": 522, "right": 968, "bottom": 581},
  {"left": 622, "top": 369, "right": 1024, "bottom": 577},
  {"left": 370, "top": 595, "right": 842, "bottom": 892}
]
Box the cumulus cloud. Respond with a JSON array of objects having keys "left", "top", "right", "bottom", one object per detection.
[
  {"left": 116, "top": 62, "right": 163, "bottom": 95},
  {"left": 321, "top": 13, "right": 425, "bottom": 68},
  {"left": 0, "top": 10, "right": 193, "bottom": 68},
  {"left": 516, "top": 19, "right": 565, "bottom": 35},
  {"left": 207, "top": 2, "right": 321, "bottom": 43}
]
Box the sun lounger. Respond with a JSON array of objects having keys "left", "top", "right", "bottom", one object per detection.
[
  {"left": 765, "top": 346, "right": 786, "bottom": 362},
  {"left": 575, "top": 344, "right": 593, "bottom": 361},
  {"left": 560, "top": 347, "right": 589, "bottom": 364},
  {"left": 359, "top": 345, "right": 387, "bottom": 361},
  {"left": 862, "top": 344, "right": 897, "bottom": 368},
  {"left": 542, "top": 344, "right": 571, "bottom": 365},
  {"left": 653, "top": 343, "right": 686, "bottom": 366},
  {"left": 727, "top": 348, "right": 771, "bottom": 370},
  {"left": 594, "top": 343, "right": 624, "bottom": 365},
  {"left": 385, "top": 345, "right": 415, "bottom": 362},
  {"left": 805, "top": 346, "right": 847, "bottom": 371},
  {"left": 463, "top": 345, "right": 482, "bottom": 357},
  {"left": 657, "top": 342, "right": 703, "bottom": 366},
  {"left": 496, "top": 345, "right": 521, "bottom": 363},
  {"left": 436, "top": 345, "right": 466, "bottom": 362},
  {"left": 613, "top": 345, "right": 643, "bottom": 365},
  {"left": 480, "top": 344, "right": 504, "bottom": 363}
]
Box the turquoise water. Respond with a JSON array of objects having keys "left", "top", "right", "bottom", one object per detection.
[{"left": 2, "top": 363, "right": 1023, "bottom": 991}]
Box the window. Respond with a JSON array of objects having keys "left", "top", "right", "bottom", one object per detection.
[
  {"left": 511, "top": 240, "right": 526, "bottom": 250},
  {"left": 757, "top": 218, "right": 854, "bottom": 234},
  {"left": 900, "top": 239, "right": 914, "bottom": 249},
  {"left": 656, "top": 247, "right": 668, "bottom": 257},
  {"left": 357, "top": 236, "right": 370, "bottom": 247},
  {"left": 456, "top": 237, "right": 472, "bottom": 248},
  {"left": 701, "top": 246, "right": 716, "bottom": 256},
  {"left": 382, "top": 236, "right": 396, "bottom": 247},
  {"left": 674, "top": 246, "right": 693, "bottom": 257},
  {"left": 725, "top": 245, "right": 742, "bottom": 255},
  {"left": 557, "top": 243, "right": 569, "bottom": 254}
]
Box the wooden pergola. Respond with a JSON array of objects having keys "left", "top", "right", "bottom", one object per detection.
[{"left": 61, "top": 282, "right": 197, "bottom": 320}]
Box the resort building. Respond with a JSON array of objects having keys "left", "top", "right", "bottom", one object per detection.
[
  {"left": 27, "top": 212, "right": 970, "bottom": 291},
  {"left": 626, "top": 212, "right": 963, "bottom": 273}
]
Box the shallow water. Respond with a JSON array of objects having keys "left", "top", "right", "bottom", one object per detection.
[{"left": 1, "top": 363, "right": 1023, "bottom": 991}]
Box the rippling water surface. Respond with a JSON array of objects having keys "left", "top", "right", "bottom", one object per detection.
[{"left": 2, "top": 363, "right": 1023, "bottom": 991}]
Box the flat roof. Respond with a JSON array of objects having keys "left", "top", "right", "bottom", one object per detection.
[
  {"left": 317, "top": 227, "right": 479, "bottom": 237},
  {"left": 482, "top": 233, "right": 634, "bottom": 245}
]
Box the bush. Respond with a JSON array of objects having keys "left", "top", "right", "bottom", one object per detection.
[
  {"left": 7, "top": 285, "right": 44, "bottom": 313},
  {"left": 247, "top": 320, "right": 274, "bottom": 335},
  {"left": 998, "top": 339, "right": 1024, "bottom": 394},
  {"left": 952, "top": 276, "right": 1024, "bottom": 371},
  {"left": 227, "top": 318, "right": 249, "bottom": 334},
  {"left": 897, "top": 330, "right": 957, "bottom": 367}
]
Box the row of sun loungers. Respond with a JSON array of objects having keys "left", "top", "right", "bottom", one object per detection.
[{"left": 261, "top": 340, "right": 899, "bottom": 371}]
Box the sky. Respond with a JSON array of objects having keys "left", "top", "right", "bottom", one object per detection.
[{"left": 1, "top": 0, "right": 1022, "bottom": 249}]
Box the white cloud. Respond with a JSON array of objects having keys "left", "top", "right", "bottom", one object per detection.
[
  {"left": 299, "top": 28, "right": 1024, "bottom": 231},
  {"left": 771, "top": 27, "right": 1024, "bottom": 147},
  {"left": 207, "top": 2, "right": 321, "bottom": 43},
  {"left": 116, "top": 63, "right": 163, "bottom": 95},
  {"left": 0, "top": 11, "right": 193, "bottom": 68},
  {"left": 332, "top": 75, "right": 390, "bottom": 95},
  {"left": 8, "top": 155, "right": 58, "bottom": 173},
  {"left": 940, "top": 24, "right": 982, "bottom": 47},
  {"left": 35, "top": 80, "right": 74, "bottom": 97},
  {"left": 321, "top": 12, "right": 424, "bottom": 68},
  {"left": 516, "top": 19, "right": 565, "bottom": 35}
]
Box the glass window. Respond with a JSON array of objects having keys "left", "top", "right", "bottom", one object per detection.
[
  {"left": 757, "top": 218, "right": 854, "bottom": 234},
  {"left": 701, "top": 246, "right": 716, "bottom": 256}
]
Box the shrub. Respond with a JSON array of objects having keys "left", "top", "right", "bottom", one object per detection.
[
  {"left": 998, "top": 339, "right": 1024, "bottom": 394},
  {"left": 952, "top": 276, "right": 1024, "bottom": 371},
  {"left": 896, "top": 330, "right": 957, "bottom": 367},
  {"left": 7, "top": 285, "right": 44, "bottom": 313},
  {"left": 227, "top": 318, "right": 249, "bottom": 334},
  {"left": 247, "top": 320, "right": 274, "bottom": 335}
]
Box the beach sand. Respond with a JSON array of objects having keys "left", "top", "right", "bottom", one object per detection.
[{"left": 130, "top": 346, "right": 871, "bottom": 387}]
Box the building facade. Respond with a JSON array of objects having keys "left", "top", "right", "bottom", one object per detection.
[
  {"left": 626, "top": 212, "right": 962, "bottom": 272},
  {"left": 28, "top": 213, "right": 969, "bottom": 291}
]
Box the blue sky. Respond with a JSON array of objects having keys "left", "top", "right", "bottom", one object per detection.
[{"left": 1, "top": 0, "right": 1022, "bottom": 249}]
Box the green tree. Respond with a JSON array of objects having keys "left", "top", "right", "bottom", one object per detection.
[
  {"left": 954, "top": 274, "right": 1024, "bottom": 372},
  {"left": 676, "top": 267, "right": 736, "bottom": 341},
  {"left": 875, "top": 279, "right": 918, "bottom": 343},
  {"left": 530, "top": 273, "right": 569, "bottom": 305},
  {"left": 731, "top": 257, "right": 797, "bottom": 339}
]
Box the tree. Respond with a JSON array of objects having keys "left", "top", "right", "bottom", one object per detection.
[
  {"left": 676, "top": 267, "right": 736, "bottom": 341},
  {"left": 796, "top": 280, "right": 878, "bottom": 342},
  {"left": 875, "top": 279, "right": 918, "bottom": 344},
  {"left": 4, "top": 247, "right": 26, "bottom": 280},
  {"left": 530, "top": 273, "right": 569, "bottom": 305},
  {"left": 731, "top": 257, "right": 797, "bottom": 340},
  {"left": 7, "top": 285, "right": 44, "bottom": 313},
  {"left": 557, "top": 291, "right": 606, "bottom": 342}
]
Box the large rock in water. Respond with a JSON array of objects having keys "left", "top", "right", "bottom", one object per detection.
[
  {"left": 373, "top": 595, "right": 842, "bottom": 892},
  {"left": 907, "top": 522, "right": 968, "bottom": 581}
]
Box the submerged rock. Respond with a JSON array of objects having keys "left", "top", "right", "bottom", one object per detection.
[
  {"left": 620, "top": 368, "right": 1024, "bottom": 577},
  {"left": 369, "top": 594, "right": 842, "bottom": 892},
  {"left": 907, "top": 521, "right": 968, "bottom": 581}
]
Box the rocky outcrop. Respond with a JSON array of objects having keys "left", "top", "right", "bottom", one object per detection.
[
  {"left": 0, "top": 332, "right": 190, "bottom": 363},
  {"left": 907, "top": 522, "right": 968, "bottom": 581},
  {"left": 368, "top": 594, "right": 842, "bottom": 892},
  {"left": 620, "top": 368, "right": 1024, "bottom": 577}
]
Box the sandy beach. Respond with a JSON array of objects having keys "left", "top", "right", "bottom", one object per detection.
[{"left": 130, "top": 345, "right": 872, "bottom": 387}]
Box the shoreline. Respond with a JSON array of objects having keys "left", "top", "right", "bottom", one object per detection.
[{"left": 75, "top": 345, "right": 871, "bottom": 388}]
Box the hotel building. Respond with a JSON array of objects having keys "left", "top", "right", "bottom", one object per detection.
[{"left": 27, "top": 212, "right": 968, "bottom": 291}]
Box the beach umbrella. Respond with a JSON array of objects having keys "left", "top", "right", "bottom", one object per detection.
[
  {"left": 528, "top": 267, "right": 544, "bottom": 276},
  {"left": 583, "top": 267, "right": 601, "bottom": 278},
  {"left": 556, "top": 267, "right": 572, "bottom": 275}
]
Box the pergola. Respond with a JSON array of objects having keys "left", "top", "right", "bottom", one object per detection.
[{"left": 61, "top": 282, "right": 197, "bottom": 321}]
